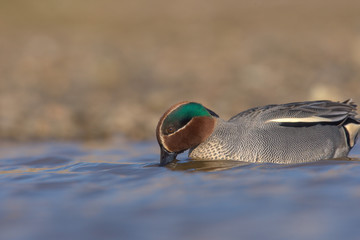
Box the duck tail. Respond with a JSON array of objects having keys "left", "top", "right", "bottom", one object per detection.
[{"left": 341, "top": 99, "right": 360, "bottom": 147}]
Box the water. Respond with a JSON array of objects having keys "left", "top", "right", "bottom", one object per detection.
[{"left": 1, "top": 138, "right": 360, "bottom": 240}]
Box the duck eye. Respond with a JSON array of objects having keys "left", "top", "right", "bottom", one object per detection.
[{"left": 167, "top": 126, "right": 175, "bottom": 134}]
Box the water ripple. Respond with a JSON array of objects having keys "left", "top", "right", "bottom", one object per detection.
[{"left": 0, "top": 140, "right": 360, "bottom": 240}]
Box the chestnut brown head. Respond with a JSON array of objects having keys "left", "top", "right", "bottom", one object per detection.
[{"left": 156, "top": 101, "right": 218, "bottom": 166}]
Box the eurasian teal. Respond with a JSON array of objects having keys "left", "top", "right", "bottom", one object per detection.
[{"left": 156, "top": 100, "right": 360, "bottom": 165}]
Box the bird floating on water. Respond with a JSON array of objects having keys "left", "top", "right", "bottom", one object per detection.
[{"left": 156, "top": 100, "right": 360, "bottom": 166}]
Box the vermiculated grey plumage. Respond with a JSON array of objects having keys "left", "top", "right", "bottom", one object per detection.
[{"left": 189, "top": 100, "right": 360, "bottom": 163}]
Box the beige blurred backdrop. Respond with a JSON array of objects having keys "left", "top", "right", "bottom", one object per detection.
[{"left": 1, "top": 0, "right": 360, "bottom": 141}]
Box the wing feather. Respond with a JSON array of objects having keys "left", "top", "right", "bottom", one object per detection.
[{"left": 230, "top": 99, "right": 359, "bottom": 126}]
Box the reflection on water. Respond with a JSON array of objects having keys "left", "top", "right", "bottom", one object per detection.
[
  {"left": 165, "top": 159, "right": 252, "bottom": 172},
  {"left": 166, "top": 157, "right": 360, "bottom": 172},
  {"left": 0, "top": 139, "right": 360, "bottom": 240}
]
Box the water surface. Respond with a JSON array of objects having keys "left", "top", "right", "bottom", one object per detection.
[{"left": 1, "top": 139, "right": 360, "bottom": 240}]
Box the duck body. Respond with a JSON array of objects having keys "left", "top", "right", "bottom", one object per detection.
[{"left": 156, "top": 100, "right": 360, "bottom": 165}]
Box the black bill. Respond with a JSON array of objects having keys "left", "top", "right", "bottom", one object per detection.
[{"left": 160, "top": 147, "right": 177, "bottom": 166}]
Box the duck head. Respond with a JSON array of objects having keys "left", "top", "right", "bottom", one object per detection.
[{"left": 156, "top": 101, "right": 218, "bottom": 166}]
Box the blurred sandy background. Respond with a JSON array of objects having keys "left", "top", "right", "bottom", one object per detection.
[{"left": 1, "top": 0, "right": 360, "bottom": 141}]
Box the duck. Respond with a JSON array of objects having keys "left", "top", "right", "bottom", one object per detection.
[{"left": 156, "top": 100, "right": 360, "bottom": 166}]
